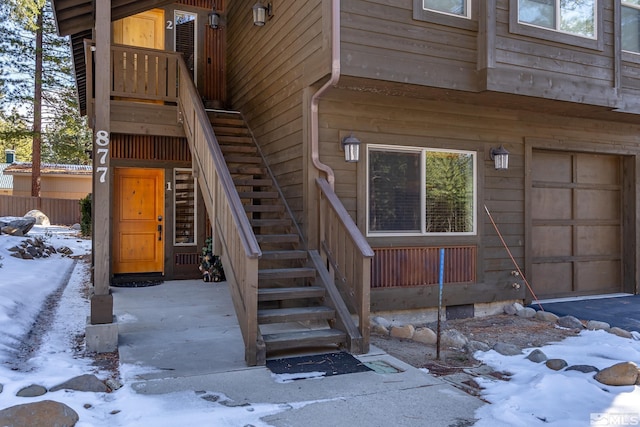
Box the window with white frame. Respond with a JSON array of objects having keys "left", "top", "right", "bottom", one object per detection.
[
  {"left": 623, "top": 1, "right": 640, "bottom": 53},
  {"left": 423, "top": 0, "right": 471, "bottom": 19},
  {"left": 174, "top": 168, "right": 197, "bottom": 245},
  {"left": 367, "top": 146, "right": 476, "bottom": 236},
  {"left": 517, "top": 0, "right": 596, "bottom": 39}
]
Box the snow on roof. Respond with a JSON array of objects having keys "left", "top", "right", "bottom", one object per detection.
[{"left": 3, "top": 162, "right": 92, "bottom": 176}]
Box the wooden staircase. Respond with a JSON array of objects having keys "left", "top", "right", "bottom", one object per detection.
[{"left": 207, "top": 110, "right": 349, "bottom": 357}]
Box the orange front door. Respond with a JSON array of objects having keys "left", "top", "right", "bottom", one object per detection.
[{"left": 113, "top": 168, "right": 164, "bottom": 274}]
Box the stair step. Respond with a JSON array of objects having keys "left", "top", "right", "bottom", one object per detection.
[
  {"left": 256, "top": 234, "right": 299, "bottom": 243},
  {"left": 251, "top": 218, "right": 291, "bottom": 227},
  {"left": 217, "top": 135, "right": 254, "bottom": 144},
  {"left": 244, "top": 204, "right": 285, "bottom": 213},
  {"left": 259, "top": 267, "right": 316, "bottom": 280},
  {"left": 229, "top": 166, "right": 267, "bottom": 175},
  {"left": 220, "top": 145, "right": 257, "bottom": 154},
  {"left": 234, "top": 178, "right": 273, "bottom": 187},
  {"left": 263, "top": 329, "right": 346, "bottom": 352},
  {"left": 224, "top": 155, "right": 263, "bottom": 164},
  {"left": 261, "top": 250, "right": 308, "bottom": 260},
  {"left": 239, "top": 191, "right": 279, "bottom": 200},
  {"left": 258, "top": 286, "right": 325, "bottom": 302},
  {"left": 210, "top": 126, "right": 251, "bottom": 136},
  {"left": 258, "top": 306, "right": 335, "bottom": 324}
]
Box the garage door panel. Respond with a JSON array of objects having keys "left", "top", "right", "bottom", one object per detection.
[
  {"left": 532, "top": 262, "right": 573, "bottom": 296},
  {"left": 576, "top": 261, "right": 621, "bottom": 293},
  {"left": 576, "top": 189, "right": 619, "bottom": 220},
  {"left": 532, "top": 226, "right": 572, "bottom": 257},
  {"left": 576, "top": 226, "right": 620, "bottom": 257},
  {"left": 531, "top": 188, "right": 572, "bottom": 220},
  {"left": 532, "top": 152, "right": 572, "bottom": 183},
  {"left": 576, "top": 154, "right": 619, "bottom": 185}
]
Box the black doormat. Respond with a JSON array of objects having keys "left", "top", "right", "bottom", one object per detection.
[
  {"left": 266, "top": 352, "right": 372, "bottom": 379},
  {"left": 111, "top": 280, "right": 163, "bottom": 288}
]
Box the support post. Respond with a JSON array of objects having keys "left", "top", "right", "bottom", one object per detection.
[{"left": 87, "top": 0, "right": 116, "bottom": 353}]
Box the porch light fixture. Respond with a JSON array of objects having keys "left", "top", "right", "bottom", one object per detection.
[
  {"left": 341, "top": 134, "right": 361, "bottom": 163},
  {"left": 252, "top": 1, "right": 273, "bottom": 26},
  {"left": 490, "top": 145, "right": 509, "bottom": 170},
  {"left": 209, "top": 3, "right": 221, "bottom": 29}
]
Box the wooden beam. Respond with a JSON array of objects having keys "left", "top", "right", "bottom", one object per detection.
[{"left": 91, "top": 0, "right": 112, "bottom": 322}]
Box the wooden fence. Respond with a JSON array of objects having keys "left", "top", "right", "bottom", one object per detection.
[{"left": 0, "top": 195, "right": 82, "bottom": 225}]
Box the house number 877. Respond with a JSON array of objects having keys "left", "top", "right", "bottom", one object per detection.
[{"left": 95, "top": 130, "right": 109, "bottom": 183}]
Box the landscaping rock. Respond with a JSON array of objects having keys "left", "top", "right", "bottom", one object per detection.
[
  {"left": 390, "top": 324, "right": 415, "bottom": 339},
  {"left": 16, "top": 384, "right": 47, "bottom": 397},
  {"left": 0, "top": 400, "right": 78, "bottom": 427},
  {"left": 493, "top": 342, "right": 521, "bottom": 356},
  {"left": 50, "top": 374, "right": 108, "bottom": 393},
  {"left": 465, "top": 340, "right": 490, "bottom": 354},
  {"left": 535, "top": 311, "right": 559, "bottom": 323},
  {"left": 526, "top": 349, "right": 548, "bottom": 363},
  {"left": 503, "top": 303, "right": 518, "bottom": 315},
  {"left": 413, "top": 327, "right": 437, "bottom": 345},
  {"left": 441, "top": 329, "right": 468, "bottom": 349},
  {"left": 557, "top": 315, "right": 584, "bottom": 330},
  {"left": 594, "top": 362, "right": 639, "bottom": 386},
  {"left": 516, "top": 307, "right": 536, "bottom": 318},
  {"left": 372, "top": 324, "right": 389, "bottom": 336},
  {"left": 546, "top": 359, "right": 568, "bottom": 371},
  {"left": 0, "top": 383, "right": 3, "bottom": 393},
  {"left": 566, "top": 365, "right": 599, "bottom": 374},
  {"left": 609, "top": 327, "right": 633, "bottom": 339},
  {"left": 25, "top": 210, "right": 50, "bottom": 226},
  {"left": 371, "top": 316, "right": 392, "bottom": 329},
  {"left": 0, "top": 216, "right": 36, "bottom": 236},
  {"left": 586, "top": 320, "right": 610, "bottom": 331}
]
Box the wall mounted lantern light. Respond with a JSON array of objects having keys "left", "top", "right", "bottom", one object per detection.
[
  {"left": 490, "top": 145, "right": 509, "bottom": 170},
  {"left": 341, "top": 134, "right": 361, "bottom": 163},
  {"left": 253, "top": 1, "right": 273, "bottom": 26},
  {"left": 209, "top": 3, "right": 221, "bottom": 29}
]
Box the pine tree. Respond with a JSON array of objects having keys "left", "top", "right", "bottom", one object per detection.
[{"left": 0, "top": 0, "right": 90, "bottom": 179}]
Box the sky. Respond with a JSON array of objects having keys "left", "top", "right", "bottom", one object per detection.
[{"left": 1, "top": 225, "right": 640, "bottom": 426}]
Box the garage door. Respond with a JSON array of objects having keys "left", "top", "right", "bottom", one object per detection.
[{"left": 531, "top": 151, "right": 622, "bottom": 299}]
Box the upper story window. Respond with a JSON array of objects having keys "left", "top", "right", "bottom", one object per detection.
[
  {"left": 367, "top": 146, "right": 476, "bottom": 237},
  {"left": 622, "top": 1, "right": 640, "bottom": 54},
  {"left": 518, "top": 0, "right": 596, "bottom": 39},
  {"left": 423, "top": 0, "right": 471, "bottom": 19},
  {"left": 413, "top": 0, "right": 477, "bottom": 30}
]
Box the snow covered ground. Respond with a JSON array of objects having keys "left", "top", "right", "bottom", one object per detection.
[{"left": 1, "top": 225, "right": 640, "bottom": 426}]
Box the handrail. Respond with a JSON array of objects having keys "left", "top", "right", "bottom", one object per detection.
[{"left": 316, "top": 176, "right": 373, "bottom": 351}]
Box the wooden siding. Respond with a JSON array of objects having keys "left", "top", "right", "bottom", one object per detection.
[
  {"left": 110, "top": 134, "right": 192, "bottom": 162},
  {"left": 318, "top": 88, "right": 640, "bottom": 308},
  {"left": 339, "top": 0, "right": 640, "bottom": 112},
  {"left": 0, "top": 195, "right": 82, "bottom": 225},
  {"left": 226, "top": 0, "right": 327, "bottom": 231}
]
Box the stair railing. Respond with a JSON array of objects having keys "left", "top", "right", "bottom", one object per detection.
[
  {"left": 176, "top": 58, "right": 264, "bottom": 366},
  {"left": 316, "top": 177, "right": 374, "bottom": 353}
]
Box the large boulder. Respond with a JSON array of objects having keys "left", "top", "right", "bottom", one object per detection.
[
  {"left": 0, "top": 400, "right": 79, "bottom": 427},
  {"left": 24, "top": 209, "right": 50, "bottom": 226},
  {"left": 0, "top": 216, "right": 36, "bottom": 236}
]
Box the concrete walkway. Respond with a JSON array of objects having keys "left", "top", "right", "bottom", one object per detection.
[{"left": 113, "top": 280, "right": 484, "bottom": 426}]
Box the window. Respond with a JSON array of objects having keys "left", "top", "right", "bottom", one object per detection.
[
  {"left": 174, "top": 168, "right": 197, "bottom": 245},
  {"left": 623, "top": 1, "right": 640, "bottom": 54},
  {"left": 423, "top": 0, "right": 470, "bottom": 18},
  {"left": 517, "top": 0, "right": 596, "bottom": 39},
  {"left": 367, "top": 146, "right": 476, "bottom": 236},
  {"left": 413, "top": 0, "right": 477, "bottom": 30}
]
